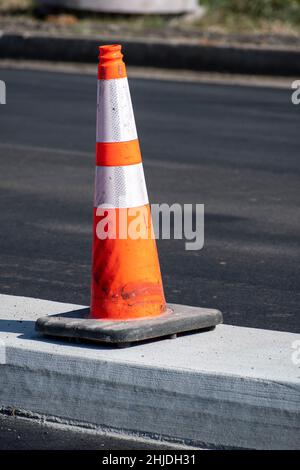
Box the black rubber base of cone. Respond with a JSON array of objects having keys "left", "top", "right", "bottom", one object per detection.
[{"left": 35, "top": 304, "right": 223, "bottom": 347}]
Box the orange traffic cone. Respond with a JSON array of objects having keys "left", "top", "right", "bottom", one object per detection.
[
  {"left": 35, "top": 44, "right": 222, "bottom": 346},
  {"left": 91, "top": 44, "right": 166, "bottom": 321}
]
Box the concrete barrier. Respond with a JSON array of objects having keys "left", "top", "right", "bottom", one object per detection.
[
  {"left": 0, "top": 294, "right": 299, "bottom": 449},
  {"left": 36, "top": 0, "right": 198, "bottom": 14}
]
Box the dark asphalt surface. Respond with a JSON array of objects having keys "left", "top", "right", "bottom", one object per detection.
[
  {"left": 0, "top": 68, "right": 299, "bottom": 335},
  {"left": 0, "top": 413, "right": 179, "bottom": 450}
]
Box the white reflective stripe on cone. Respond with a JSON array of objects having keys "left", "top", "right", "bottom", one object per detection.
[
  {"left": 96, "top": 78, "right": 138, "bottom": 143},
  {"left": 94, "top": 163, "right": 149, "bottom": 209}
]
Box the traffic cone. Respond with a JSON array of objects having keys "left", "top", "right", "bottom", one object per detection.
[
  {"left": 35, "top": 44, "right": 222, "bottom": 346},
  {"left": 91, "top": 44, "right": 166, "bottom": 321}
]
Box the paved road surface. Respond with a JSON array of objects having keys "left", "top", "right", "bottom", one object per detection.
[
  {"left": 0, "top": 68, "right": 299, "bottom": 333},
  {"left": 0, "top": 413, "right": 182, "bottom": 450}
]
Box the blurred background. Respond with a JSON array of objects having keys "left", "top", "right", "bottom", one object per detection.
[{"left": 0, "top": 0, "right": 299, "bottom": 44}]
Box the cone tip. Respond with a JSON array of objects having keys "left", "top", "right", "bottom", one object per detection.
[
  {"left": 98, "top": 44, "right": 126, "bottom": 79},
  {"left": 99, "top": 44, "right": 121, "bottom": 53},
  {"left": 98, "top": 44, "right": 123, "bottom": 63}
]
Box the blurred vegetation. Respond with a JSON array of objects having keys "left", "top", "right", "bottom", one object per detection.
[
  {"left": 0, "top": 0, "right": 33, "bottom": 12},
  {"left": 0, "top": 0, "right": 299, "bottom": 36},
  {"left": 201, "top": 0, "right": 300, "bottom": 19},
  {"left": 201, "top": 0, "right": 300, "bottom": 25}
]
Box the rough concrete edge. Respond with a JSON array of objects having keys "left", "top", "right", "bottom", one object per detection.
[
  {"left": 0, "top": 406, "right": 202, "bottom": 450},
  {"left": 0, "top": 32, "right": 300, "bottom": 76},
  {"left": 2, "top": 337, "right": 300, "bottom": 450}
]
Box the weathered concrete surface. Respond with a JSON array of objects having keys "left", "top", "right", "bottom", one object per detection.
[{"left": 0, "top": 294, "right": 299, "bottom": 449}]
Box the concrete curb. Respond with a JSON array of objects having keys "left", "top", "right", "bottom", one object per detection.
[
  {"left": 0, "top": 294, "right": 300, "bottom": 449},
  {"left": 0, "top": 32, "right": 300, "bottom": 76}
]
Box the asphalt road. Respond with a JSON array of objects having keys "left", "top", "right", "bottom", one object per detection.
[
  {"left": 0, "top": 413, "right": 181, "bottom": 450},
  {"left": 0, "top": 68, "right": 299, "bottom": 333}
]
